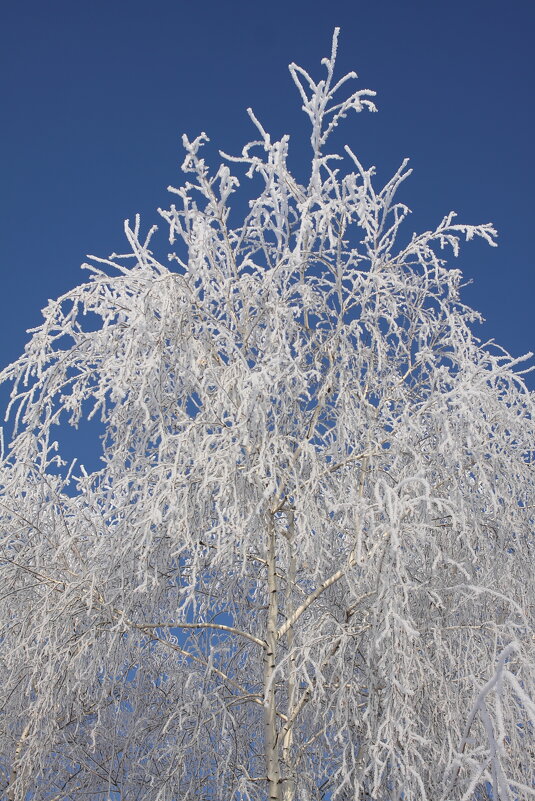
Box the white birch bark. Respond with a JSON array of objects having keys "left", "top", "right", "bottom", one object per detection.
[{"left": 264, "top": 515, "right": 281, "bottom": 801}]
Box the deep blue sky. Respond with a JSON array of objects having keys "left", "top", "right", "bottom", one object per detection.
[{"left": 1, "top": 0, "right": 534, "bottom": 390}]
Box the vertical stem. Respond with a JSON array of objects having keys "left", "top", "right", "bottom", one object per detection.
[
  {"left": 7, "top": 721, "right": 31, "bottom": 801},
  {"left": 282, "top": 512, "right": 296, "bottom": 801},
  {"left": 264, "top": 514, "right": 281, "bottom": 801}
]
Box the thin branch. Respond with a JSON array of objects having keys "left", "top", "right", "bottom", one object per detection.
[
  {"left": 278, "top": 578, "right": 373, "bottom": 640},
  {"left": 135, "top": 620, "right": 265, "bottom": 648},
  {"left": 139, "top": 630, "right": 283, "bottom": 717}
]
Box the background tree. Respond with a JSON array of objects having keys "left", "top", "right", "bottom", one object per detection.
[{"left": 0, "top": 30, "right": 533, "bottom": 801}]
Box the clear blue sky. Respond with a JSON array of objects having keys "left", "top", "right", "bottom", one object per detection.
[{"left": 1, "top": 0, "right": 534, "bottom": 389}]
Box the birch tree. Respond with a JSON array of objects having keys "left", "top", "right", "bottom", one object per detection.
[{"left": 1, "top": 30, "right": 534, "bottom": 801}]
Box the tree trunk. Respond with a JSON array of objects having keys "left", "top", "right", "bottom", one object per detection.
[
  {"left": 282, "top": 514, "right": 296, "bottom": 801},
  {"left": 264, "top": 514, "right": 281, "bottom": 801}
]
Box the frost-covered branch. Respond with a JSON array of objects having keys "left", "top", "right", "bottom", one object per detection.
[{"left": 0, "top": 27, "right": 533, "bottom": 801}]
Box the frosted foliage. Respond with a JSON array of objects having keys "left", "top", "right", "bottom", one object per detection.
[{"left": 0, "top": 30, "right": 534, "bottom": 801}]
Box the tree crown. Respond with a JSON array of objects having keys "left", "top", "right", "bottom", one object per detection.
[{"left": 1, "top": 29, "right": 533, "bottom": 801}]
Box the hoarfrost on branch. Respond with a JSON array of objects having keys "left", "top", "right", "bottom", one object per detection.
[{"left": 1, "top": 29, "right": 533, "bottom": 801}]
